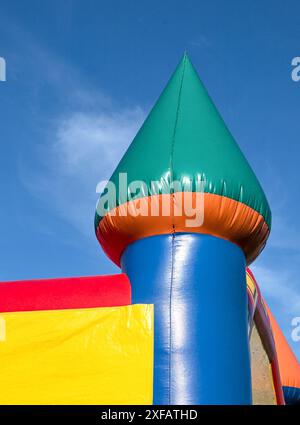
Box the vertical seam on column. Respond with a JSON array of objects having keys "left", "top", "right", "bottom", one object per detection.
[
  {"left": 168, "top": 55, "right": 186, "bottom": 405},
  {"left": 168, "top": 231, "right": 175, "bottom": 405}
]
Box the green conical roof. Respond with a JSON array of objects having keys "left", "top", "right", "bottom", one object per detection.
[{"left": 95, "top": 54, "right": 271, "bottom": 229}]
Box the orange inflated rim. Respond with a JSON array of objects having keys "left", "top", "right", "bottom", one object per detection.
[
  {"left": 265, "top": 304, "right": 300, "bottom": 389},
  {"left": 96, "top": 192, "right": 270, "bottom": 266}
]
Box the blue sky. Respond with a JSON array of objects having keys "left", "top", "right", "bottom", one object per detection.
[{"left": 0, "top": 0, "right": 299, "bottom": 359}]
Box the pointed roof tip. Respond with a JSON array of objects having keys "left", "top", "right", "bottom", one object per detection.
[
  {"left": 176, "top": 51, "right": 192, "bottom": 74},
  {"left": 95, "top": 47, "right": 272, "bottom": 262},
  {"left": 180, "top": 51, "right": 194, "bottom": 70},
  {"left": 96, "top": 51, "right": 271, "bottom": 224},
  {"left": 182, "top": 50, "right": 189, "bottom": 60}
]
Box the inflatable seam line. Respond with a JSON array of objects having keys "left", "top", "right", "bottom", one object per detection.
[
  {"left": 169, "top": 52, "right": 186, "bottom": 184},
  {"left": 168, "top": 232, "right": 175, "bottom": 404}
]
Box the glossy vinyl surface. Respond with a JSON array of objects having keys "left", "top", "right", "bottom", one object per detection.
[
  {"left": 0, "top": 305, "right": 153, "bottom": 404},
  {"left": 0, "top": 274, "right": 131, "bottom": 312},
  {"left": 95, "top": 54, "right": 271, "bottom": 265},
  {"left": 95, "top": 54, "right": 271, "bottom": 229},
  {"left": 97, "top": 192, "right": 269, "bottom": 266},
  {"left": 121, "top": 233, "right": 252, "bottom": 405},
  {"left": 266, "top": 304, "right": 300, "bottom": 405},
  {"left": 283, "top": 387, "right": 300, "bottom": 405}
]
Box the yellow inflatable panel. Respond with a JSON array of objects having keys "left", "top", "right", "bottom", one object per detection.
[{"left": 0, "top": 304, "right": 153, "bottom": 404}]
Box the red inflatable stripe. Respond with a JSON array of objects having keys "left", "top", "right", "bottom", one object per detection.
[{"left": 0, "top": 274, "right": 131, "bottom": 312}]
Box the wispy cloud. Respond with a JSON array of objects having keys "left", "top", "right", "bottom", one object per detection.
[
  {"left": 6, "top": 14, "right": 145, "bottom": 239},
  {"left": 266, "top": 185, "right": 300, "bottom": 252},
  {"left": 252, "top": 261, "right": 300, "bottom": 359},
  {"left": 189, "top": 34, "right": 212, "bottom": 48},
  {"left": 54, "top": 107, "right": 144, "bottom": 179},
  {"left": 249, "top": 160, "right": 300, "bottom": 359},
  {"left": 251, "top": 186, "right": 300, "bottom": 359},
  {"left": 21, "top": 98, "right": 145, "bottom": 237},
  {"left": 252, "top": 263, "right": 300, "bottom": 316}
]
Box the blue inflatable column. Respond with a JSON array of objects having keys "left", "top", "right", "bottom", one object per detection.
[{"left": 121, "top": 233, "right": 252, "bottom": 405}]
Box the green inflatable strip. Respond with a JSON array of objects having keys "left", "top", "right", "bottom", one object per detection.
[{"left": 95, "top": 54, "right": 271, "bottom": 229}]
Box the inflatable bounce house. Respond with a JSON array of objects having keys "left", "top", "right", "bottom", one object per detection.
[{"left": 0, "top": 54, "right": 299, "bottom": 405}]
